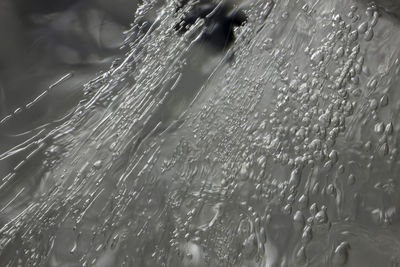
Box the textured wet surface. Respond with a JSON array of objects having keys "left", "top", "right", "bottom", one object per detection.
[{"left": 1, "top": 0, "right": 400, "bottom": 266}]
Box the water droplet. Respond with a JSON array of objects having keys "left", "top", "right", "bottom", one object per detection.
[
  {"left": 327, "top": 184, "right": 336, "bottom": 196},
  {"left": 296, "top": 246, "right": 307, "bottom": 264},
  {"left": 357, "top": 21, "right": 368, "bottom": 34},
  {"left": 70, "top": 241, "right": 77, "bottom": 254},
  {"left": 314, "top": 206, "right": 328, "bottom": 224},
  {"left": 302, "top": 226, "right": 312, "bottom": 242},
  {"left": 329, "top": 150, "right": 338, "bottom": 163},
  {"left": 293, "top": 210, "right": 305, "bottom": 229},
  {"left": 311, "top": 50, "right": 324, "bottom": 64},
  {"left": 364, "top": 28, "right": 374, "bottom": 41},
  {"left": 242, "top": 233, "right": 257, "bottom": 259},
  {"left": 289, "top": 169, "right": 301, "bottom": 187},
  {"left": 332, "top": 241, "right": 350, "bottom": 266},
  {"left": 380, "top": 94, "right": 389, "bottom": 107},
  {"left": 385, "top": 122, "right": 393, "bottom": 135},
  {"left": 298, "top": 194, "right": 309, "bottom": 209},
  {"left": 374, "top": 122, "right": 384, "bottom": 134},
  {"left": 93, "top": 160, "right": 103, "bottom": 169},
  {"left": 283, "top": 204, "right": 292, "bottom": 215},
  {"left": 369, "top": 99, "right": 378, "bottom": 110},
  {"left": 378, "top": 143, "right": 389, "bottom": 156},
  {"left": 310, "top": 203, "right": 318, "bottom": 216},
  {"left": 370, "top": 11, "right": 379, "bottom": 27},
  {"left": 348, "top": 174, "right": 356, "bottom": 185},
  {"left": 348, "top": 30, "right": 358, "bottom": 42}
]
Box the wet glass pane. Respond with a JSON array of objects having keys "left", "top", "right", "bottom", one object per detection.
[{"left": 0, "top": 0, "right": 400, "bottom": 266}]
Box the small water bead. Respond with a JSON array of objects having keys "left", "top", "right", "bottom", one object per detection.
[
  {"left": 295, "top": 246, "right": 307, "bottom": 264},
  {"left": 348, "top": 174, "right": 356, "bottom": 185},
  {"left": 366, "top": 6, "right": 374, "bottom": 18},
  {"left": 329, "top": 150, "right": 338, "bottom": 163},
  {"left": 289, "top": 169, "right": 302, "bottom": 187},
  {"left": 259, "top": 227, "right": 266, "bottom": 244},
  {"left": 287, "top": 194, "right": 295, "bottom": 204},
  {"left": 367, "top": 78, "right": 378, "bottom": 91},
  {"left": 326, "top": 184, "right": 336, "bottom": 196},
  {"left": 364, "top": 141, "right": 372, "bottom": 151},
  {"left": 314, "top": 206, "right": 328, "bottom": 225},
  {"left": 378, "top": 142, "right": 389, "bottom": 156},
  {"left": 239, "top": 162, "right": 250, "bottom": 180},
  {"left": 109, "top": 142, "right": 117, "bottom": 151},
  {"left": 318, "top": 113, "right": 331, "bottom": 128},
  {"left": 70, "top": 241, "right": 77, "bottom": 254},
  {"left": 301, "top": 226, "right": 312, "bottom": 243},
  {"left": 380, "top": 94, "right": 389, "bottom": 107},
  {"left": 324, "top": 160, "right": 333, "bottom": 171},
  {"left": 374, "top": 122, "right": 384, "bottom": 134},
  {"left": 350, "top": 5, "right": 358, "bottom": 12},
  {"left": 370, "top": 11, "right": 379, "bottom": 27},
  {"left": 180, "top": 242, "right": 205, "bottom": 267},
  {"left": 242, "top": 233, "right": 258, "bottom": 259},
  {"left": 309, "top": 138, "right": 322, "bottom": 151},
  {"left": 347, "top": 11, "right": 354, "bottom": 19},
  {"left": 298, "top": 194, "right": 308, "bottom": 209},
  {"left": 336, "top": 47, "right": 344, "bottom": 58},
  {"left": 385, "top": 122, "right": 393, "bottom": 135},
  {"left": 369, "top": 99, "right": 378, "bottom": 110},
  {"left": 364, "top": 27, "right": 374, "bottom": 41},
  {"left": 357, "top": 21, "right": 368, "bottom": 34},
  {"left": 350, "top": 76, "right": 359, "bottom": 85},
  {"left": 283, "top": 204, "right": 292, "bottom": 215},
  {"left": 332, "top": 241, "right": 350, "bottom": 266},
  {"left": 311, "top": 49, "right": 324, "bottom": 64},
  {"left": 309, "top": 203, "right": 318, "bottom": 216},
  {"left": 311, "top": 182, "right": 320, "bottom": 195},
  {"left": 93, "top": 160, "right": 103, "bottom": 169},
  {"left": 293, "top": 210, "right": 305, "bottom": 229},
  {"left": 352, "top": 14, "right": 360, "bottom": 23},
  {"left": 362, "top": 64, "right": 370, "bottom": 76},
  {"left": 348, "top": 30, "right": 358, "bottom": 42}
]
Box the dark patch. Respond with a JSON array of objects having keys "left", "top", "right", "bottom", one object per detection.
[
  {"left": 14, "top": 0, "right": 83, "bottom": 17},
  {"left": 357, "top": 0, "right": 400, "bottom": 20},
  {"left": 175, "top": 0, "right": 247, "bottom": 52}
]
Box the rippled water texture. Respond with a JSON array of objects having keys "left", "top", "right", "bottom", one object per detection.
[{"left": 1, "top": 0, "right": 400, "bottom": 266}]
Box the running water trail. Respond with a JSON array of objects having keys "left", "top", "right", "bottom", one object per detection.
[{"left": 1, "top": 0, "right": 400, "bottom": 266}]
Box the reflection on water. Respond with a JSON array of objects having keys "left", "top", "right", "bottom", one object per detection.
[{"left": 1, "top": 0, "right": 400, "bottom": 266}]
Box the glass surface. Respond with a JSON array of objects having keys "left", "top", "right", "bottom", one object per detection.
[{"left": 0, "top": 0, "right": 400, "bottom": 266}]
